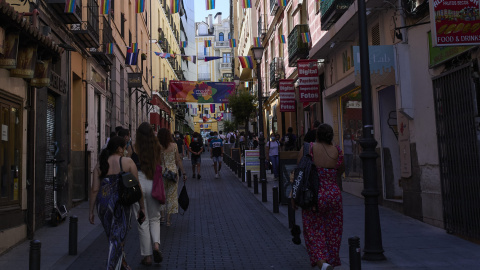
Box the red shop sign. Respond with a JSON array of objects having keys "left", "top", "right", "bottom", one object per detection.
[
  {"left": 430, "top": 0, "right": 480, "bottom": 46},
  {"left": 279, "top": 79, "right": 296, "bottom": 112},
  {"left": 297, "top": 59, "right": 320, "bottom": 102}
]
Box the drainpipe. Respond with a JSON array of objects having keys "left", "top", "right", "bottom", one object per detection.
[
  {"left": 26, "top": 86, "right": 36, "bottom": 239},
  {"left": 397, "top": 0, "right": 407, "bottom": 43},
  {"left": 22, "top": 9, "right": 40, "bottom": 29}
]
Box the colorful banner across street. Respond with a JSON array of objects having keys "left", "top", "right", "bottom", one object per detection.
[
  {"left": 297, "top": 59, "right": 320, "bottom": 102},
  {"left": 169, "top": 81, "right": 235, "bottom": 103},
  {"left": 430, "top": 0, "right": 480, "bottom": 46},
  {"left": 279, "top": 79, "right": 295, "bottom": 112}
]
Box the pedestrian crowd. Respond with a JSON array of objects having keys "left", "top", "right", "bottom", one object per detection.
[{"left": 90, "top": 121, "right": 345, "bottom": 270}]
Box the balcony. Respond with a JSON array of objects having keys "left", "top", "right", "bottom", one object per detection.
[
  {"left": 215, "top": 41, "right": 229, "bottom": 47},
  {"left": 220, "top": 63, "right": 231, "bottom": 70},
  {"left": 270, "top": 0, "right": 279, "bottom": 16},
  {"left": 269, "top": 57, "right": 284, "bottom": 89},
  {"left": 198, "top": 73, "right": 210, "bottom": 81},
  {"left": 320, "top": 0, "right": 354, "bottom": 30},
  {"left": 91, "top": 17, "right": 114, "bottom": 66},
  {"left": 288, "top": 24, "right": 310, "bottom": 67},
  {"left": 71, "top": 0, "right": 100, "bottom": 48},
  {"left": 258, "top": 14, "right": 266, "bottom": 40},
  {"left": 47, "top": 0, "right": 82, "bottom": 24}
]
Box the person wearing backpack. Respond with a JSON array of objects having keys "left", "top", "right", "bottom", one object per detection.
[
  {"left": 227, "top": 131, "right": 236, "bottom": 145},
  {"left": 294, "top": 123, "right": 345, "bottom": 270},
  {"left": 282, "top": 127, "right": 297, "bottom": 151},
  {"left": 266, "top": 133, "right": 281, "bottom": 180}
]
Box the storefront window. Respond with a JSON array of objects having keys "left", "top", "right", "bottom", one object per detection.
[
  {"left": 0, "top": 99, "right": 22, "bottom": 206},
  {"left": 340, "top": 88, "right": 363, "bottom": 179}
]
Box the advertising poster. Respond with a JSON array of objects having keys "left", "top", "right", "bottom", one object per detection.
[
  {"left": 31, "top": 58, "right": 52, "bottom": 87},
  {"left": 245, "top": 150, "right": 260, "bottom": 173},
  {"left": 169, "top": 81, "right": 235, "bottom": 103},
  {"left": 430, "top": 0, "right": 480, "bottom": 46},
  {"left": 353, "top": 45, "right": 395, "bottom": 86},
  {"left": 297, "top": 59, "right": 320, "bottom": 102},
  {"left": 279, "top": 79, "right": 296, "bottom": 112}
]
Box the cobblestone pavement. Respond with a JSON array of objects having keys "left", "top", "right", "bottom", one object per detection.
[{"left": 66, "top": 153, "right": 312, "bottom": 270}]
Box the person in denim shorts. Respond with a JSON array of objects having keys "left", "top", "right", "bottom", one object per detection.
[
  {"left": 209, "top": 132, "right": 224, "bottom": 179},
  {"left": 188, "top": 132, "right": 204, "bottom": 179}
]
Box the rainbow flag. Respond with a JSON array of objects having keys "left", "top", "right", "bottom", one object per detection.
[
  {"left": 238, "top": 56, "right": 253, "bottom": 69},
  {"left": 206, "top": 0, "right": 215, "bottom": 10},
  {"left": 129, "top": 43, "right": 138, "bottom": 53},
  {"left": 301, "top": 32, "right": 311, "bottom": 43},
  {"left": 181, "top": 41, "right": 187, "bottom": 48},
  {"left": 210, "top": 104, "right": 215, "bottom": 113},
  {"left": 204, "top": 40, "right": 212, "bottom": 47},
  {"left": 254, "top": 37, "right": 261, "bottom": 47},
  {"left": 242, "top": 0, "right": 252, "bottom": 8},
  {"left": 171, "top": 0, "right": 180, "bottom": 14},
  {"left": 279, "top": 35, "right": 286, "bottom": 44},
  {"left": 229, "top": 39, "right": 237, "bottom": 47},
  {"left": 106, "top": 43, "right": 114, "bottom": 54},
  {"left": 64, "top": 0, "right": 76, "bottom": 13},
  {"left": 101, "top": 0, "right": 110, "bottom": 14},
  {"left": 278, "top": 0, "right": 287, "bottom": 6},
  {"left": 136, "top": 0, "right": 145, "bottom": 13}
]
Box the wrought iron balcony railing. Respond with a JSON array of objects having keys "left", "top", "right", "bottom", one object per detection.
[
  {"left": 320, "top": 0, "right": 354, "bottom": 30},
  {"left": 269, "top": 57, "right": 284, "bottom": 89},
  {"left": 258, "top": 14, "right": 266, "bottom": 40},
  {"left": 47, "top": 0, "right": 82, "bottom": 24},
  {"left": 198, "top": 73, "right": 211, "bottom": 81},
  {"left": 270, "top": 0, "right": 279, "bottom": 16},
  {"left": 288, "top": 24, "right": 310, "bottom": 67},
  {"left": 71, "top": 0, "right": 99, "bottom": 48},
  {"left": 215, "top": 41, "right": 229, "bottom": 47}
]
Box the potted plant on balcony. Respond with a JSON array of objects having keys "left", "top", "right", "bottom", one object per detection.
[{"left": 141, "top": 53, "right": 147, "bottom": 60}]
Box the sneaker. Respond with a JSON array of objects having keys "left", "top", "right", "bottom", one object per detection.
[
  {"left": 197, "top": 174, "right": 201, "bottom": 180},
  {"left": 320, "top": 263, "right": 333, "bottom": 270},
  {"left": 192, "top": 174, "right": 196, "bottom": 179},
  {"left": 215, "top": 174, "right": 219, "bottom": 179}
]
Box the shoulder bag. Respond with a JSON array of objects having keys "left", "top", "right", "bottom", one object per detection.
[
  {"left": 152, "top": 164, "right": 166, "bottom": 204},
  {"left": 292, "top": 142, "right": 318, "bottom": 210},
  {"left": 118, "top": 157, "right": 142, "bottom": 206},
  {"left": 162, "top": 148, "right": 177, "bottom": 182}
]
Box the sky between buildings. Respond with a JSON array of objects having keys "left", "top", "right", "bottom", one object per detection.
[{"left": 194, "top": 1, "right": 230, "bottom": 23}]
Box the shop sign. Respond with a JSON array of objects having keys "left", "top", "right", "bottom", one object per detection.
[
  {"left": 31, "top": 58, "right": 52, "bottom": 87},
  {"left": 10, "top": 44, "right": 37, "bottom": 78},
  {"left": 49, "top": 71, "right": 67, "bottom": 95},
  {"left": 0, "top": 32, "right": 19, "bottom": 69},
  {"left": 428, "top": 32, "right": 473, "bottom": 67},
  {"left": 0, "top": 27, "right": 5, "bottom": 55},
  {"left": 353, "top": 45, "right": 395, "bottom": 86},
  {"left": 398, "top": 112, "right": 412, "bottom": 178},
  {"left": 128, "top": 72, "right": 143, "bottom": 88},
  {"left": 297, "top": 59, "right": 320, "bottom": 102},
  {"left": 430, "top": 0, "right": 480, "bottom": 46},
  {"left": 245, "top": 150, "right": 260, "bottom": 173},
  {"left": 279, "top": 79, "right": 296, "bottom": 112}
]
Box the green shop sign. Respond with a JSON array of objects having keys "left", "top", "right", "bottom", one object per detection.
[{"left": 429, "top": 32, "right": 473, "bottom": 68}]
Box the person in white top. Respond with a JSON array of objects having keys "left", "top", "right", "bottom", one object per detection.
[
  {"left": 266, "top": 133, "right": 281, "bottom": 179},
  {"left": 218, "top": 131, "right": 226, "bottom": 143}
]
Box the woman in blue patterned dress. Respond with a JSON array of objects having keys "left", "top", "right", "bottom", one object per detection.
[{"left": 89, "top": 136, "right": 146, "bottom": 270}]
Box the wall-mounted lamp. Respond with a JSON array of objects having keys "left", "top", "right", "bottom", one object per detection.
[{"left": 330, "top": 42, "right": 335, "bottom": 49}]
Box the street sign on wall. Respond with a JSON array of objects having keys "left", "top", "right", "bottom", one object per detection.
[
  {"left": 128, "top": 73, "right": 143, "bottom": 88},
  {"left": 353, "top": 45, "right": 395, "bottom": 86},
  {"left": 279, "top": 79, "right": 296, "bottom": 112},
  {"left": 430, "top": 0, "right": 480, "bottom": 46},
  {"left": 297, "top": 59, "right": 320, "bottom": 102}
]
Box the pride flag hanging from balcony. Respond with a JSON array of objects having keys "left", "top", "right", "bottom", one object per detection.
[
  {"left": 278, "top": 0, "right": 287, "bottom": 7},
  {"left": 64, "top": 0, "right": 76, "bottom": 13},
  {"left": 106, "top": 43, "right": 114, "bottom": 54},
  {"left": 301, "top": 32, "right": 311, "bottom": 43},
  {"left": 171, "top": 0, "right": 180, "bottom": 14},
  {"left": 204, "top": 40, "right": 212, "bottom": 47},
  {"left": 136, "top": 0, "right": 145, "bottom": 13},
  {"left": 253, "top": 37, "right": 261, "bottom": 47},
  {"left": 180, "top": 41, "right": 187, "bottom": 48},
  {"left": 229, "top": 39, "right": 237, "bottom": 48},
  {"left": 279, "top": 35, "right": 286, "bottom": 44},
  {"left": 101, "top": 0, "right": 110, "bottom": 14},
  {"left": 241, "top": 0, "right": 252, "bottom": 8},
  {"left": 206, "top": 0, "right": 215, "bottom": 10},
  {"left": 126, "top": 43, "right": 139, "bottom": 65},
  {"left": 210, "top": 104, "right": 215, "bottom": 113},
  {"left": 238, "top": 56, "right": 253, "bottom": 69}
]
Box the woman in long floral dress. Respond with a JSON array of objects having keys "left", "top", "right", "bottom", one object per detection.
[
  {"left": 296, "top": 123, "right": 345, "bottom": 270},
  {"left": 89, "top": 136, "right": 146, "bottom": 270},
  {"left": 157, "top": 128, "right": 186, "bottom": 226}
]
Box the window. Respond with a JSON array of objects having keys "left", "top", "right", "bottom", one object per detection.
[
  {"left": 223, "top": 53, "right": 231, "bottom": 63},
  {"left": 121, "top": 13, "right": 125, "bottom": 38},
  {"left": 219, "top": 32, "right": 224, "bottom": 41},
  {"left": 111, "top": 0, "right": 115, "bottom": 19},
  {"left": 0, "top": 97, "right": 22, "bottom": 208},
  {"left": 228, "top": 32, "right": 231, "bottom": 40}
]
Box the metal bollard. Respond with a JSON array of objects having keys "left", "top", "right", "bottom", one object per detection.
[
  {"left": 273, "top": 186, "right": 279, "bottom": 213},
  {"left": 253, "top": 175, "right": 259, "bottom": 194},
  {"left": 69, "top": 216, "right": 78, "bottom": 255},
  {"left": 348, "top": 236, "right": 362, "bottom": 270},
  {"left": 261, "top": 179, "right": 267, "bottom": 202},
  {"left": 237, "top": 162, "right": 242, "bottom": 178},
  {"left": 241, "top": 164, "right": 245, "bottom": 182},
  {"left": 247, "top": 170, "right": 252, "bottom": 187},
  {"left": 29, "top": 239, "right": 41, "bottom": 270}
]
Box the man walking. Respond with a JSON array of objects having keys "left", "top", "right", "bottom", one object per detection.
[
  {"left": 188, "top": 132, "right": 204, "bottom": 179},
  {"left": 209, "top": 132, "right": 224, "bottom": 179},
  {"left": 282, "top": 127, "right": 297, "bottom": 151},
  {"left": 174, "top": 131, "right": 184, "bottom": 159}
]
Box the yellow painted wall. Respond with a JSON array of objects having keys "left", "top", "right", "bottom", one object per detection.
[{"left": 70, "top": 52, "right": 86, "bottom": 151}]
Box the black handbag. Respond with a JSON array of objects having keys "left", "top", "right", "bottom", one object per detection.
[
  {"left": 163, "top": 168, "right": 177, "bottom": 182},
  {"left": 178, "top": 183, "right": 189, "bottom": 214},
  {"left": 118, "top": 157, "right": 142, "bottom": 206},
  {"left": 292, "top": 143, "right": 318, "bottom": 210}
]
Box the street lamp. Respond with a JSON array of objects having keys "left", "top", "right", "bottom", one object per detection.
[
  {"left": 251, "top": 46, "right": 266, "bottom": 182},
  {"left": 357, "top": 0, "right": 386, "bottom": 261}
]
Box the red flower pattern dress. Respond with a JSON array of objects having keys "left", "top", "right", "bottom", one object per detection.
[{"left": 302, "top": 144, "right": 344, "bottom": 267}]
